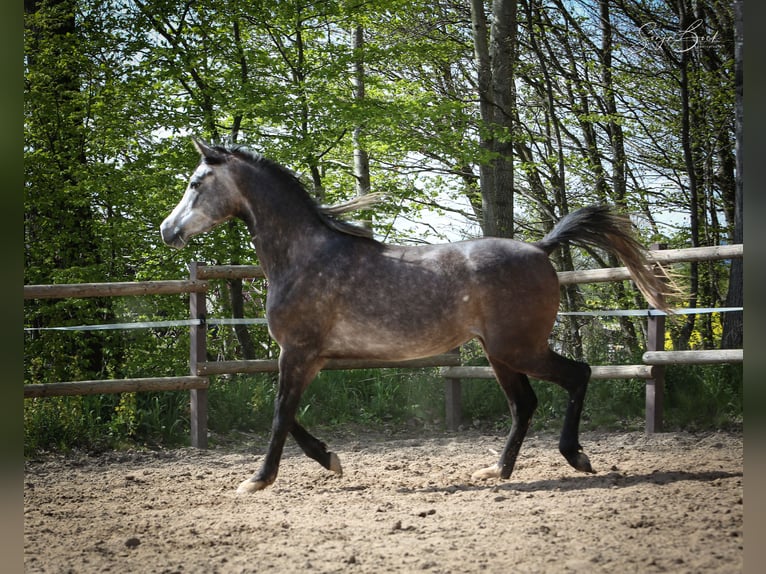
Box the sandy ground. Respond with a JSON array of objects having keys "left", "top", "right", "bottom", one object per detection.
[{"left": 24, "top": 428, "right": 742, "bottom": 573}]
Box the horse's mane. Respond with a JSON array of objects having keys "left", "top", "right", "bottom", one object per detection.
[{"left": 214, "top": 144, "right": 377, "bottom": 240}]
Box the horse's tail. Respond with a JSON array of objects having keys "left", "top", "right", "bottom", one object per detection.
[{"left": 534, "top": 205, "right": 674, "bottom": 313}]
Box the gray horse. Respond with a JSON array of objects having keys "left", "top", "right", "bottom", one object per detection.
[{"left": 161, "top": 138, "right": 671, "bottom": 493}]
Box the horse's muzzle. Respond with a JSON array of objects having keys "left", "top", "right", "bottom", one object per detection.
[{"left": 160, "top": 220, "right": 186, "bottom": 249}]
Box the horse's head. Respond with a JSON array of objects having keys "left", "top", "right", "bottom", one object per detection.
[{"left": 160, "top": 138, "right": 246, "bottom": 249}]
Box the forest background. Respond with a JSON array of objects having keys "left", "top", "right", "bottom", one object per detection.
[{"left": 23, "top": 0, "right": 743, "bottom": 452}]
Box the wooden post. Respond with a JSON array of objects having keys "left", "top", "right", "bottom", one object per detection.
[
  {"left": 445, "top": 378, "right": 462, "bottom": 431},
  {"left": 189, "top": 262, "right": 209, "bottom": 448},
  {"left": 645, "top": 244, "right": 666, "bottom": 434},
  {"left": 444, "top": 348, "right": 462, "bottom": 431}
]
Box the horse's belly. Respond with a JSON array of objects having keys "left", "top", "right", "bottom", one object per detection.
[{"left": 322, "top": 319, "right": 471, "bottom": 361}]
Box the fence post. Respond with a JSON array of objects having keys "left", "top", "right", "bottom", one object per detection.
[
  {"left": 645, "top": 244, "right": 666, "bottom": 434},
  {"left": 189, "top": 262, "right": 208, "bottom": 448},
  {"left": 444, "top": 348, "right": 462, "bottom": 431}
]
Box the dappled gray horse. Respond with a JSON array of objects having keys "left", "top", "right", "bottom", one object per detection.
[{"left": 161, "top": 138, "right": 670, "bottom": 493}]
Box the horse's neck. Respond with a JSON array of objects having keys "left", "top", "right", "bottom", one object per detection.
[{"left": 241, "top": 180, "right": 331, "bottom": 280}]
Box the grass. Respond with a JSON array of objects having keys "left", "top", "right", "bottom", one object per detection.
[
  {"left": 23, "top": 363, "right": 742, "bottom": 455},
  {"left": 423, "top": 363, "right": 743, "bottom": 434},
  {"left": 298, "top": 368, "right": 446, "bottom": 428}
]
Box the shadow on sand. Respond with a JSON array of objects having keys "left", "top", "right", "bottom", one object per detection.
[{"left": 396, "top": 468, "right": 742, "bottom": 495}]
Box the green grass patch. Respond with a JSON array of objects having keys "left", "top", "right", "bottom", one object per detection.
[{"left": 24, "top": 363, "right": 742, "bottom": 455}]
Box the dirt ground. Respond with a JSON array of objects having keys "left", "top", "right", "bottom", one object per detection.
[{"left": 24, "top": 428, "right": 742, "bottom": 573}]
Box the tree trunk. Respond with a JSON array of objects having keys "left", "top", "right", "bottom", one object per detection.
[
  {"left": 676, "top": 0, "right": 701, "bottom": 350},
  {"left": 488, "top": 0, "right": 516, "bottom": 238},
  {"left": 227, "top": 276, "right": 256, "bottom": 360},
  {"left": 351, "top": 24, "right": 372, "bottom": 229},
  {"left": 599, "top": 0, "right": 639, "bottom": 352},
  {"left": 470, "top": 0, "right": 516, "bottom": 238},
  {"left": 721, "top": 0, "right": 743, "bottom": 349},
  {"left": 600, "top": 0, "right": 627, "bottom": 207},
  {"left": 469, "top": 0, "right": 495, "bottom": 235}
]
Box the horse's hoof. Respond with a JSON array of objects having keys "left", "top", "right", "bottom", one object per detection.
[
  {"left": 329, "top": 452, "right": 343, "bottom": 476},
  {"left": 566, "top": 451, "right": 595, "bottom": 474},
  {"left": 236, "top": 478, "right": 269, "bottom": 494},
  {"left": 471, "top": 464, "right": 502, "bottom": 481}
]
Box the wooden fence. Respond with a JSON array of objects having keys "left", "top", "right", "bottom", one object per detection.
[{"left": 24, "top": 243, "right": 743, "bottom": 445}]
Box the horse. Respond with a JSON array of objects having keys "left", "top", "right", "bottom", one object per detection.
[{"left": 160, "top": 138, "right": 671, "bottom": 494}]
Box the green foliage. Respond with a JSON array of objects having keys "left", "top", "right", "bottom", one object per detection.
[
  {"left": 24, "top": 390, "right": 189, "bottom": 455},
  {"left": 584, "top": 366, "right": 742, "bottom": 432},
  {"left": 24, "top": 395, "right": 117, "bottom": 454},
  {"left": 299, "top": 369, "right": 445, "bottom": 428},
  {"left": 462, "top": 376, "right": 649, "bottom": 433},
  {"left": 457, "top": 364, "right": 743, "bottom": 435},
  {"left": 578, "top": 379, "right": 649, "bottom": 430},
  {"left": 24, "top": 361, "right": 742, "bottom": 454},
  {"left": 206, "top": 375, "right": 276, "bottom": 434},
  {"left": 24, "top": 0, "right": 740, "bottom": 454},
  {"left": 663, "top": 364, "right": 743, "bottom": 430}
]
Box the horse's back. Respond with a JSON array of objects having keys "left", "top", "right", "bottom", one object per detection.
[
  {"left": 389, "top": 237, "right": 558, "bottom": 292},
  {"left": 441, "top": 237, "right": 561, "bottom": 322}
]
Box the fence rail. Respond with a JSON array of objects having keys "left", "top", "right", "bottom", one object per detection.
[
  {"left": 23, "top": 243, "right": 743, "bottom": 442},
  {"left": 196, "top": 265, "right": 265, "bottom": 280},
  {"left": 196, "top": 354, "right": 461, "bottom": 376},
  {"left": 24, "top": 376, "right": 209, "bottom": 398},
  {"left": 440, "top": 364, "right": 657, "bottom": 380},
  {"left": 23, "top": 279, "right": 208, "bottom": 300},
  {"left": 557, "top": 243, "right": 742, "bottom": 285},
  {"left": 643, "top": 349, "right": 743, "bottom": 365}
]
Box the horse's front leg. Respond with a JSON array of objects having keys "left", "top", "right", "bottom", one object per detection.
[
  {"left": 290, "top": 422, "right": 343, "bottom": 476},
  {"left": 237, "top": 352, "right": 324, "bottom": 494}
]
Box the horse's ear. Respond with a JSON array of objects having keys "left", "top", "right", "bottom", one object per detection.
[{"left": 192, "top": 137, "right": 223, "bottom": 163}]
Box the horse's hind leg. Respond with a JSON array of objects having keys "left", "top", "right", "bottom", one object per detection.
[
  {"left": 290, "top": 422, "right": 343, "bottom": 475},
  {"left": 528, "top": 349, "right": 594, "bottom": 474},
  {"left": 472, "top": 361, "right": 538, "bottom": 481}
]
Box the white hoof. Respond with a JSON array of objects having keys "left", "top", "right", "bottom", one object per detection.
[
  {"left": 471, "top": 464, "right": 502, "bottom": 481},
  {"left": 236, "top": 478, "right": 268, "bottom": 494},
  {"left": 329, "top": 452, "right": 343, "bottom": 476}
]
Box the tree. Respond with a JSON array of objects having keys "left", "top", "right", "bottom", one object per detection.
[
  {"left": 615, "top": 0, "right": 736, "bottom": 349},
  {"left": 25, "top": 0, "right": 120, "bottom": 383},
  {"left": 470, "top": 0, "right": 517, "bottom": 237},
  {"left": 721, "top": 0, "right": 743, "bottom": 349},
  {"left": 24, "top": 0, "right": 739, "bottom": 388}
]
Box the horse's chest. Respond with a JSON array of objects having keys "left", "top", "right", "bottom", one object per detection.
[{"left": 263, "top": 282, "right": 337, "bottom": 343}]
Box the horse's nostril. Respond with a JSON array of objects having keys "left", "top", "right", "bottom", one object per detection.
[
  {"left": 160, "top": 223, "right": 184, "bottom": 248},
  {"left": 160, "top": 225, "right": 172, "bottom": 244}
]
